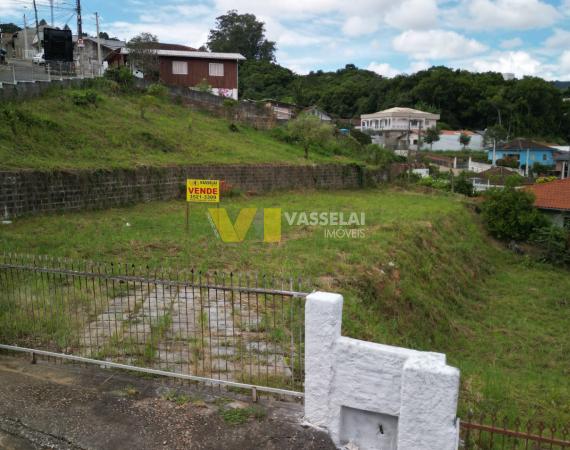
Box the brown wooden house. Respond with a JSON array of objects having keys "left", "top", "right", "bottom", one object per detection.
[{"left": 107, "top": 43, "right": 245, "bottom": 100}]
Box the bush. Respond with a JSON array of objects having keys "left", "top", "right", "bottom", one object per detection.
[
  {"left": 104, "top": 66, "right": 134, "bottom": 88},
  {"left": 147, "top": 83, "right": 168, "bottom": 98},
  {"left": 536, "top": 176, "right": 558, "bottom": 184},
  {"left": 350, "top": 128, "right": 372, "bottom": 146},
  {"left": 365, "top": 144, "right": 399, "bottom": 167},
  {"left": 454, "top": 172, "right": 474, "bottom": 197},
  {"left": 481, "top": 188, "right": 547, "bottom": 241},
  {"left": 70, "top": 89, "right": 100, "bottom": 106},
  {"left": 496, "top": 158, "right": 519, "bottom": 169},
  {"left": 417, "top": 176, "right": 449, "bottom": 190},
  {"left": 531, "top": 226, "right": 570, "bottom": 265},
  {"left": 531, "top": 162, "right": 555, "bottom": 177},
  {"left": 86, "top": 78, "right": 120, "bottom": 95},
  {"left": 269, "top": 126, "right": 294, "bottom": 143},
  {"left": 331, "top": 134, "right": 362, "bottom": 156},
  {"left": 195, "top": 78, "right": 213, "bottom": 93}
]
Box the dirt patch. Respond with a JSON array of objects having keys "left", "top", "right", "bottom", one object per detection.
[{"left": 0, "top": 353, "right": 334, "bottom": 450}]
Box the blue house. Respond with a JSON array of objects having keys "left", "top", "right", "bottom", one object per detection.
[{"left": 488, "top": 139, "right": 556, "bottom": 169}]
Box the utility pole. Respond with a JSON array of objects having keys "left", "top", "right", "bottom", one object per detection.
[
  {"left": 23, "top": 14, "right": 29, "bottom": 58},
  {"left": 95, "top": 12, "right": 102, "bottom": 74},
  {"left": 50, "top": 0, "right": 54, "bottom": 27},
  {"left": 76, "top": 0, "right": 83, "bottom": 37},
  {"left": 76, "top": 0, "right": 83, "bottom": 73},
  {"left": 32, "top": 0, "right": 40, "bottom": 52}
]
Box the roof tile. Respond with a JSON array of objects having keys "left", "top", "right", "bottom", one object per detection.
[{"left": 527, "top": 178, "right": 570, "bottom": 211}]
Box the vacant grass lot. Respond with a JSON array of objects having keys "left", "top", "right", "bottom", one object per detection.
[
  {"left": 0, "top": 87, "right": 355, "bottom": 170},
  {"left": 1, "top": 188, "right": 568, "bottom": 422}
]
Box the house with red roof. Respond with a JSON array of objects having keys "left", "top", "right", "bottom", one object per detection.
[{"left": 527, "top": 178, "right": 570, "bottom": 229}]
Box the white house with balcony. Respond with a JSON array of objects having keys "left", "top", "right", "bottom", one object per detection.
[{"left": 360, "top": 107, "right": 440, "bottom": 149}]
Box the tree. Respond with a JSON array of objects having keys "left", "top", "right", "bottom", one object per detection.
[
  {"left": 481, "top": 188, "right": 547, "bottom": 241},
  {"left": 127, "top": 33, "right": 160, "bottom": 81},
  {"left": 459, "top": 132, "right": 471, "bottom": 150},
  {"left": 207, "top": 10, "right": 276, "bottom": 61},
  {"left": 287, "top": 114, "right": 334, "bottom": 159},
  {"left": 453, "top": 172, "right": 474, "bottom": 197},
  {"left": 424, "top": 127, "right": 441, "bottom": 150},
  {"left": 0, "top": 23, "right": 21, "bottom": 33},
  {"left": 99, "top": 31, "right": 110, "bottom": 40}
]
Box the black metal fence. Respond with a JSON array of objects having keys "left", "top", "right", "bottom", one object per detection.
[
  {"left": 460, "top": 413, "right": 570, "bottom": 449},
  {"left": 0, "top": 254, "right": 307, "bottom": 395}
]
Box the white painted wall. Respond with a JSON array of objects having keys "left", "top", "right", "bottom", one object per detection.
[
  {"left": 413, "top": 168, "right": 430, "bottom": 178},
  {"left": 305, "top": 292, "right": 460, "bottom": 450},
  {"left": 211, "top": 87, "right": 238, "bottom": 100},
  {"left": 426, "top": 133, "right": 484, "bottom": 151}
]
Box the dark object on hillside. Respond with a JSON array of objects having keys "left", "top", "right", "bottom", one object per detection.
[
  {"left": 350, "top": 128, "right": 372, "bottom": 146},
  {"left": 508, "top": 240, "right": 525, "bottom": 255},
  {"left": 43, "top": 28, "right": 73, "bottom": 62},
  {"left": 229, "top": 123, "right": 239, "bottom": 132}
]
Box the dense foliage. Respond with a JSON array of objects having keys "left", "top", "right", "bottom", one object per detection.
[
  {"left": 238, "top": 63, "right": 570, "bottom": 142},
  {"left": 481, "top": 188, "right": 547, "bottom": 241},
  {"left": 0, "top": 23, "right": 21, "bottom": 33},
  {"left": 531, "top": 226, "right": 570, "bottom": 265},
  {"left": 271, "top": 114, "right": 367, "bottom": 160}
]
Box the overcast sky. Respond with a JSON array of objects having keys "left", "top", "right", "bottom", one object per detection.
[{"left": 2, "top": 0, "right": 570, "bottom": 80}]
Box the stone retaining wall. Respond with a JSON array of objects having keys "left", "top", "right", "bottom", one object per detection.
[
  {"left": 0, "top": 79, "right": 84, "bottom": 101},
  {"left": 0, "top": 164, "right": 388, "bottom": 218}
]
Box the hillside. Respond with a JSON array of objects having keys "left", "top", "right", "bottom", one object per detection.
[
  {"left": 1, "top": 188, "right": 568, "bottom": 422},
  {"left": 240, "top": 62, "right": 570, "bottom": 142},
  {"left": 0, "top": 86, "right": 357, "bottom": 170}
]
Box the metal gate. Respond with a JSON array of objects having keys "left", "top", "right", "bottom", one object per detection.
[{"left": 0, "top": 254, "right": 307, "bottom": 397}]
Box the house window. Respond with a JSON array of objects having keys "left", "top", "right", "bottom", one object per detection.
[
  {"left": 172, "top": 61, "right": 188, "bottom": 75},
  {"left": 209, "top": 63, "right": 224, "bottom": 77},
  {"left": 543, "top": 154, "right": 547, "bottom": 161}
]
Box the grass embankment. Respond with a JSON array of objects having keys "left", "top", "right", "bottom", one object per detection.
[
  {"left": 1, "top": 189, "right": 568, "bottom": 422},
  {"left": 0, "top": 87, "right": 356, "bottom": 170}
]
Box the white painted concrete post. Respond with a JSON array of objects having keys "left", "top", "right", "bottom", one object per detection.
[
  {"left": 304, "top": 291, "right": 343, "bottom": 427},
  {"left": 304, "top": 291, "right": 460, "bottom": 450},
  {"left": 398, "top": 355, "right": 460, "bottom": 450}
]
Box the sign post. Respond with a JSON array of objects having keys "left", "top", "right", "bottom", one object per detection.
[{"left": 185, "top": 179, "right": 220, "bottom": 234}]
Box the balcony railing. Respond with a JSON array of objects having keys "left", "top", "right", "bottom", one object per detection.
[{"left": 361, "top": 123, "right": 430, "bottom": 131}]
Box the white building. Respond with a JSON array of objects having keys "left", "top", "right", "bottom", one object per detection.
[{"left": 360, "top": 107, "right": 440, "bottom": 149}]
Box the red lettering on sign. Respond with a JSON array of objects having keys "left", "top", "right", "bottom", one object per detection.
[{"left": 187, "top": 187, "right": 219, "bottom": 195}]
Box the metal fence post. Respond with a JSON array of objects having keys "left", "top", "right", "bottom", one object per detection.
[{"left": 12, "top": 64, "right": 16, "bottom": 84}]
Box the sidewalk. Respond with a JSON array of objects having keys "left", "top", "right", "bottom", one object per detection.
[{"left": 0, "top": 354, "right": 334, "bottom": 450}]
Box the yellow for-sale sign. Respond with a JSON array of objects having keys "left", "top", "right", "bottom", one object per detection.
[{"left": 186, "top": 179, "right": 220, "bottom": 203}]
